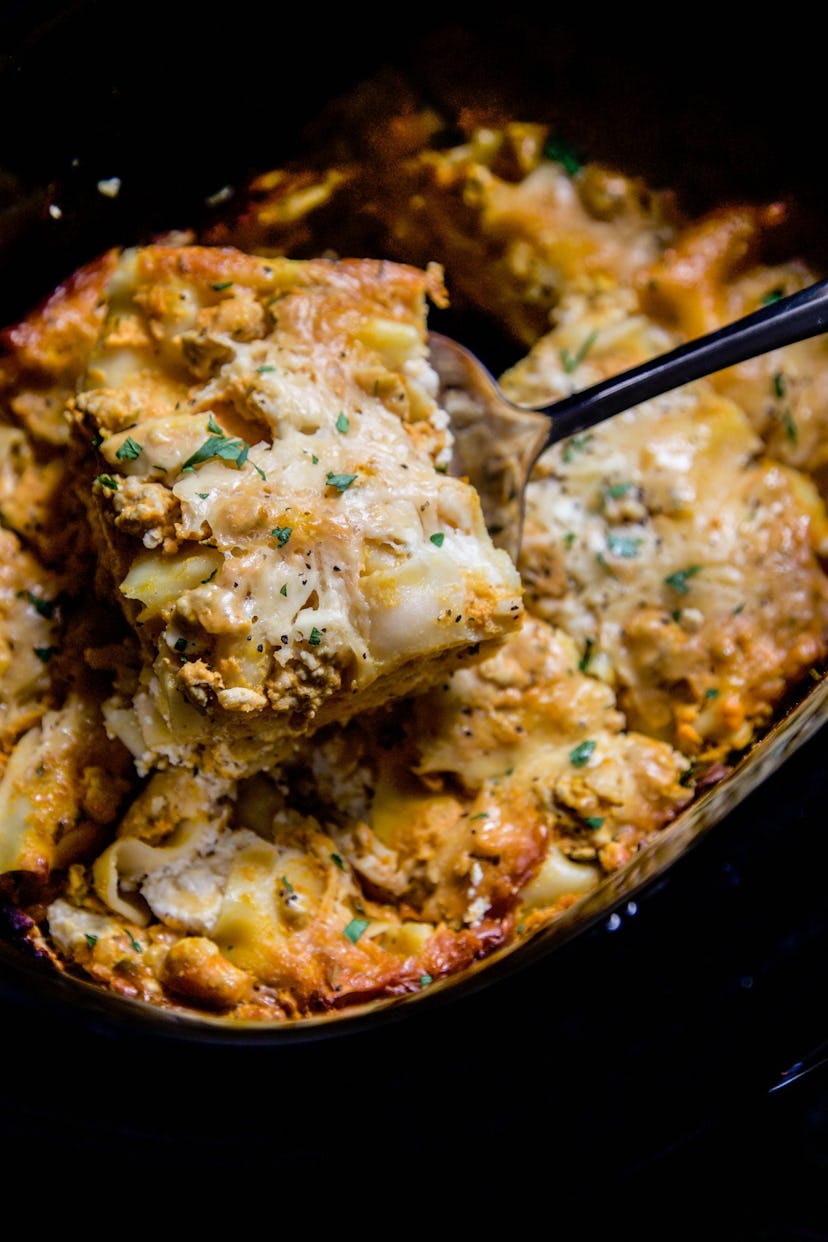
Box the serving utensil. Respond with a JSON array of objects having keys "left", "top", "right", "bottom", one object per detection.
[{"left": 430, "top": 279, "right": 828, "bottom": 562}]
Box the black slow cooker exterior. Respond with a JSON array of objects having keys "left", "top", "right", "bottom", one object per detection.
[{"left": 1, "top": 6, "right": 827, "bottom": 1228}]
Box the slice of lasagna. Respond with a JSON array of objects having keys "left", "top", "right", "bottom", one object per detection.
[{"left": 69, "top": 244, "right": 523, "bottom": 779}]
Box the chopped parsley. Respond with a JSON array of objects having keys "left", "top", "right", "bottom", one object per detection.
[
  {"left": 308, "top": 627, "right": 322, "bottom": 646},
  {"left": 562, "top": 433, "right": 592, "bottom": 463},
  {"left": 330, "top": 852, "right": 345, "bottom": 871},
  {"left": 183, "top": 418, "right": 266, "bottom": 478},
  {"left": 325, "top": 471, "right": 357, "bottom": 492},
  {"left": 183, "top": 433, "right": 248, "bottom": 469},
  {"left": 579, "top": 637, "right": 595, "bottom": 672},
  {"left": 430, "top": 532, "right": 445, "bottom": 547},
  {"left": 569, "top": 739, "right": 596, "bottom": 767},
  {"left": 664, "top": 565, "right": 702, "bottom": 593},
  {"left": 335, "top": 411, "right": 350, "bottom": 433},
  {"left": 34, "top": 646, "right": 57, "bottom": 663},
  {"left": 257, "top": 364, "right": 276, "bottom": 374},
  {"left": 125, "top": 930, "right": 143, "bottom": 952},
  {"left": 343, "top": 917, "right": 369, "bottom": 944},
  {"left": 606, "top": 533, "right": 642, "bottom": 558},
  {"left": 115, "top": 436, "right": 143, "bottom": 461},
  {"left": 173, "top": 637, "right": 188, "bottom": 652},
  {"left": 773, "top": 372, "right": 787, "bottom": 399},
  {"left": 761, "top": 286, "right": 785, "bottom": 305},
  {"left": 605, "top": 481, "right": 635, "bottom": 499},
  {"left": 584, "top": 816, "right": 605, "bottom": 830},
  {"left": 782, "top": 408, "right": 798, "bottom": 442},
  {"left": 84, "top": 933, "right": 98, "bottom": 948},
  {"left": 543, "top": 132, "right": 583, "bottom": 176},
  {"left": 280, "top": 583, "right": 288, "bottom": 596},
  {"left": 210, "top": 280, "right": 234, "bottom": 291},
  {"left": 272, "top": 525, "right": 293, "bottom": 547},
  {"left": 419, "top": 975, "right": 433, "bottom": 988},
  {"left": 561, "top": 330, "right": 598, "bottom": 374},
  {"left": 17, "top": 590, "right": 55, "bottom": 619},
  {"left": 95, "top": 473, "right": 118, "bottom": 491}
]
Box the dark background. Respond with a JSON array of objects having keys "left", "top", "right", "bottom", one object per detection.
[{"left": 1, "top": 7, "right": 827, "bottom": 1231}]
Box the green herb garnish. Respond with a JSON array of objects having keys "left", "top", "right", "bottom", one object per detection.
[
  {"left": 569, "top": 740, "right": 596, "bottom": 767},
  {"left": 115, "top": 436, "right": 142, "bottom": 461},
  {"left": 561, "top": 330, "right": 598, "bottom": 374},
  {"left": 344, "top": 917, "right": 369, "bottom": 944},
  {"left": 664, "top": 565, "right": 702, "bottom": 593},
  {"left": 325, "top": 471, "right": 357, "bottom": 492}
]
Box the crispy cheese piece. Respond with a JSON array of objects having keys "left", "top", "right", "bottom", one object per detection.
[{"left": 71, "top": 245, "right": 523, "bottom": 779}]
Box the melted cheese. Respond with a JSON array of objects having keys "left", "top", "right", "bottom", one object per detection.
[{"left": 72, "top": 245, "right": 523, "bottom": 777}]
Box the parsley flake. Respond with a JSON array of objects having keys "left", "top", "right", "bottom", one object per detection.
[
  {"left": 344, "top": 917, "right": 369, "bottom": 944},
  {"left": 584, "top": 816, "right": 605, "bottom": 830},
  {"left": 34, "top": 646, "right": 57, "bottom": 663},
  {"left": 84, "top": 933, "right": 98, "bottom": 948},
  {"left": 430, "top": 532, "right": 445, "bottom": 547},
  {"left": 95, "top": 474, "right": 118, "bottom": 491},
  {"left": 335, "top": 411, "right": 350, "bottom": 433},
  {"left": 272, "top": 525, "right": 293, "bottom": 547},
  {"left": 211, "top": 280, "right": 234, "bottom": 291},
  {"left": 607, "top": 533, "right": 642, "bottom": 558},
  {"left": 561, "top": 330, "right": 598, "bottom": 373},
  {"left": 569, "top": 740, "right": 596, "bottom": 767},
  {"left": 325, "top": 471, "right": 357, "bottom": 492},
  {"left": 562, "top": 433, "right": 592, "bottom": 463},
  {"left": 18, "top": 590, "right": 55, "bottom": 619},
  {"left": 664, "top": 565, "right": 702, "bottom": 593},
  {"left": 419, "top": 975, "right": 433, "bottom": 987},
  {"left": 543, "top": 132, "right": 583, "bottom": 175},
  {"left": 280, "top": 584, "right": 287, "bottom": 596},
  {"left": 330, "top": 852, "right": 345, "bottom": 871},
  {"left": 308, "top": 627, "right": 323, "bottom": 646},
  {"left": 606, "top": 481, "right": 634, "bottom": 499},
  {"left": 115, "top": 436, "right": 143, "bottom": 461},
  {"left": 183, "top": 434, "right": 252, "bottom": 471}
]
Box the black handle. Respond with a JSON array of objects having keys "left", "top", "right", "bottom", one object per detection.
[{"left": 541, "top": 279, "right": 828, "bottom": 443}]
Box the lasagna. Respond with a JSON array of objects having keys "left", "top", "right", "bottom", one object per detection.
[
  {"left": 68, "top": 244, "right": 522, "bottom": 779},
  {"left": 1, "top": 67, "right": 827, "bottom": 1025}
]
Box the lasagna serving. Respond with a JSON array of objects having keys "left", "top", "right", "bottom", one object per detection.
[{"left": 1, "top": 65, "right": 827, "bottom": 1024}]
